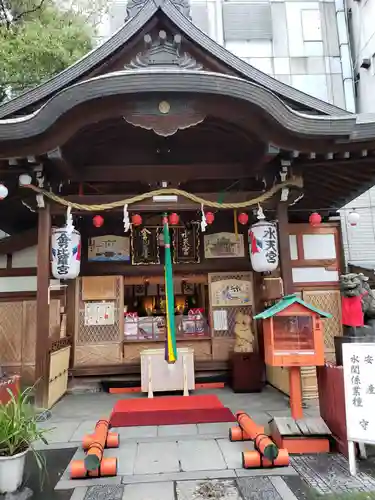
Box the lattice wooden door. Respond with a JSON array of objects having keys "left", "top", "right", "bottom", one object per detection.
[{"left": 302, "top": 290, "right": 342, "bottom": 362}]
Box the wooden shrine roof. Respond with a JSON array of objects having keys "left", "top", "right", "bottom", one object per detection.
[
  {"left": 1, "top": 0, "right": 375, "bottom": 233},
  {"left": 0, "top": 0, "right": 349, "bottom": 119}
]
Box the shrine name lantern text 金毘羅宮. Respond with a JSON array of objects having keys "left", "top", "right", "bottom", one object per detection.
[{"left": 51, "top": 227, "right": 81, "bottom": 279}]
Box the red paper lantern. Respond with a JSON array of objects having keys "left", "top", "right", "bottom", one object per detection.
[
  {"left": 93, "top": 215, "right": 104, "bottom": 228},
  {"left": 309, "top": 212, "right": 322, "bottom": 227},
  {"left": 238, "top": 212, "right": 249, "bottom": 225},
  {"left": 169, "top": 213, "right": 179, "bottom": 225},
  {"left": 132, "top": 214, "right": 142, "bottom": 226},
  {"left": 206, "top": 212, "right": 215, "bottom": 224}
]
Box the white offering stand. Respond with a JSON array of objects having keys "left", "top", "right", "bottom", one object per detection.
[{"left": 140, "top": 348, "right": 195, "bottom": 398}]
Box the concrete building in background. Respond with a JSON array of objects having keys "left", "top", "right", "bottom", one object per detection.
[
  {"left": 97, "top": 0, "right": 375, "bottom": 269},
  {"left": 97, "top": 0, "right": 355, "bottom": 111},
  {"left": 340, "top": 0, "right": 375, "bottom": 269},
  {"left": 347, "top": 0, "right": 375, "bottom": 113}
]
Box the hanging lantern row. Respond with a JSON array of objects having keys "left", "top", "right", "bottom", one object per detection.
[
  {"left": 92, "top": 212, "right": 183, "bottom": 228},
  {"left": 309, "top": 212, "right": 322, "bottom": 227}
]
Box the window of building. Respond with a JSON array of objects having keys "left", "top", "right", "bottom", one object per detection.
[
  {"left": 190, "top": 2, "right": 211, "bottom": 36},
  {"left": 301, "top": 10, "right": 322, "bottom": 42},
  {"left": 223, "top": 1, "right": 272, "bottom": 43}
]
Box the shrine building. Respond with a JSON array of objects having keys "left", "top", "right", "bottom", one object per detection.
[{"left": 0, "top": 0, "right": 375, "bottom": 407}]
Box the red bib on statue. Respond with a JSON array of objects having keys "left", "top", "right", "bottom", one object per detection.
[{"left": 341, "top": 295, "right": 365, "bottom": 326}]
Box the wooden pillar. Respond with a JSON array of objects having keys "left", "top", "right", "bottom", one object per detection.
[
  {"left": 289, "top": 366, "right": 304, "bottom": 419},
  {"left": 35, "top": 203, "right": 51, "bottom": 408},
  {"left": 277, "top": 202, "right": 294, "bottom": 295},
  {"left": 66, "top": 280, "right": 78, "bottom": 369}
]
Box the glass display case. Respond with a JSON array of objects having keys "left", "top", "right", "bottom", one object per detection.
[{"left": 124, "top": 310, "right": 207, "bottom": 340}]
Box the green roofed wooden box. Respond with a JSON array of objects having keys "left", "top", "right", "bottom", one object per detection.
[{"left": 254, "top": 294, "right": 332, "bottom": 367}]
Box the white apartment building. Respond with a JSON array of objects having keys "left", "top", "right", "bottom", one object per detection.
[
  {"left": 96, "top": 0, "right": 354, "bottom": 110},
  {"left": 339, "top": 0, "right": 375, "bottom": 269}
]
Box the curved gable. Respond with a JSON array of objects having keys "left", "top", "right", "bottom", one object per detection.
[{"left": 0, "top": 0, "right": 350, "bottom": 119}]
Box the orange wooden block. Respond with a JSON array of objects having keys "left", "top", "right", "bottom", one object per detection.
[
  {"left": 269, "top": 417, "right": 331, "bottom": 454},
  {"left": 229, "top": 426, "right": 252, "bottom": 442},
  {"left": 70, "top": 460, "right": 86, "bottom": 479},
  {"left": 242, "top": 448, "right": 290, "bottom": 469},
  {"left": 70, "top": 457, "right": 118, "bottom": 479},
  {"left": 195, "top": 382, "right": 225, "bottom": 389},
  {"left": 109, "top": 387, "right": 141, "bottom": 394},
  {"left": 236, "top": 412, "right": 279, "bottom": 461},
  {"left": 84, "top": 419, "right": 110, "bottom": 472},
  {"left": 273, "top": 435, "right": 330, "bottom": 454},
  {"left": 82, "top": 431, "right": 119, "bottom": 450}
]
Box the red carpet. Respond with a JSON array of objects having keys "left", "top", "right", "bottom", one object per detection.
[{"left": 110, "top": 394, "right": 236, "bottom": 427}]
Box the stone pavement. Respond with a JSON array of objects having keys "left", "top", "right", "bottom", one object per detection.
[
  {"left": 36, "top": 386, "right": 319, "bottom": 449},
  {"left": 30, "top": 386, "right": 375, "bottom": 499}
]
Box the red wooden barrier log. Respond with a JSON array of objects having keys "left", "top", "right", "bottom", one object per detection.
[
  {"left": 236, "top": 411, "right": 279, "bottom": 461},
  {"left": 84, "top": 419, "right": 109, "bottom": 471},
  {"left": 70, "top": 419, "right": 118, "bottom": 479},
  {"left": 82, "top": 431, "right": 119, "bottom": 450},
  {"left": 242, "top": 448, "right": 289, "bottom": 469},
  {"left": 70, "top": 457, "right": 117, "bottom": 478},
  {"left": 229, "top": 426, "right": 252, "bottom": 442}
]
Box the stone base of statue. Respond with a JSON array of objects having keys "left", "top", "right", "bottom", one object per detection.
[{"left": 334, "top": 333, "right": 375, "bottom": 366}]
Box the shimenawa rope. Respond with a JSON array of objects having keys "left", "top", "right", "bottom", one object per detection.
[{"left": 24, "top": 176, "right": 303, "bottom": 211}]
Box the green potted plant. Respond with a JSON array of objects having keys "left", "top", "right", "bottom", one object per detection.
[{"left": 0, "top": 386, "right": 51, "bottom": 494}]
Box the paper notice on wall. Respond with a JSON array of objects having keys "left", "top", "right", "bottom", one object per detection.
[
  {"left": 213, "top": 309, "right": 228, "bottom": 331},
  {"left": 84, "top": 302, "right": 115, "bottom": 326}
]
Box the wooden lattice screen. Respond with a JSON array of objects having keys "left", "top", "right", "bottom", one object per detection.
[
  {"left": 302, "top": 289, "right": 342, "bottom": 362},
  {"left": 0, "top": 299, "right": 61, "bottom": 383},
  {"left": 77, "top": 276, "right": 123, "bottom": 345}
]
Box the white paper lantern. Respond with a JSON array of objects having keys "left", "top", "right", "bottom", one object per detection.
[
  {"left": 19, "top": 174, "right": 32, "bottom": 187},
  {"left": 348, "top": 211, "right": 360, "bottom": 227},
  {"left": 51, "top": 227, "right": 81, "bottom": 279},
  {"left": 0, "top": 184, "right": 8, "bottom": 200},
  {"left": 249, "top": 220, "right": 279, "bottom": 273}
]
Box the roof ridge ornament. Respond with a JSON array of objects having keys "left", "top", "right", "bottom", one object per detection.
[
  {"left": 125, "top": 31, "right": 202, "bottom": 71},
  {"left": 126, "top": 0, "right": 191, "bottom": 20}
]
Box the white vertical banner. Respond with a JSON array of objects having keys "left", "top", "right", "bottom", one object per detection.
[{"left": 342, "top": 342, "right": 375, "bottom": 475}]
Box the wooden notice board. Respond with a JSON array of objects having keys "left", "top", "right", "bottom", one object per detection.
[{"left": 82, "top": 276, "right": 117, "bottom": 301}]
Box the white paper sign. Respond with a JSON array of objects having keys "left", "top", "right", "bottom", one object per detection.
[
  {"left": 213, "top": 310, "right": 228, "bottom": 331},
  {"left": 343, "top": 343, "right": 375, "bottom": 444},
  {"left": 84, "top": 302, "right": 115, "bottom": 326}
]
